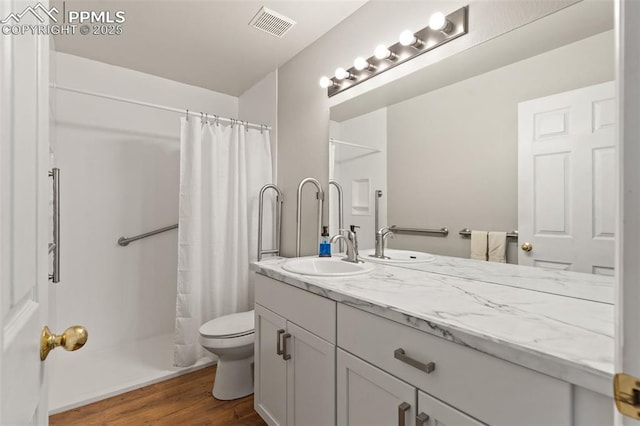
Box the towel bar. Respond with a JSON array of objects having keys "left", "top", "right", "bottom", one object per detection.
[{"left": 459, "top": 228, "right": 519, "bottom": 239}]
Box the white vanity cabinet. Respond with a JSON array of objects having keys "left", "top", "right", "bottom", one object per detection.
[
  {"left": 338, "top": 304, "right": 572, "bottom": 426},
  {"left": 254, "top": 271, "right": 612, "bottom": 426},
  {"left": 337, "top": 349, "right": 484, "bottom": 426},
  {"left": 254, "top": 274, "right": 336, "bottom": 426}
]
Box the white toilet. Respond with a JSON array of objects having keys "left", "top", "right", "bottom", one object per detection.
[{"left": 198, "top": 310, "right": 255, "bottom": 400}]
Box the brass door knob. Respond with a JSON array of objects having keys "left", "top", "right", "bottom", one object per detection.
[
  {"left": 521, "top": 242, "right": 533, "bottom": 252},
  {"left": 41, "top": 325, "right": 88, "bottom": 361}
]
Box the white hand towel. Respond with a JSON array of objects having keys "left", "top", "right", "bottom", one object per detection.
[
  {"left": 488, "top": 231, "right": 507, "bottom": 263},
  {"left": 470, "top": 230, "right": 488, "bottom": 261}
]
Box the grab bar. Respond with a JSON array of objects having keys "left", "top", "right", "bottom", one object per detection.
[
  {"left": 296, "top": 178, "right": 324, "bottom": 257},
  {"left": 118, "top": 224, "right": 178, "bottom": 246},
  {"left": 49, "top": 168, "right": 60, "bottom": 282},
  {"left": 328, "top": 180, "right": 344, "bottom": 252},
  {"left": 389, "top": 226, "right": 449, "bottom": 236},
  {"left": 459, "top": 228, "right": 519, "bottom": 239},
  {"left": 258, "top": 184, "right": 284, "bottom": 261}
]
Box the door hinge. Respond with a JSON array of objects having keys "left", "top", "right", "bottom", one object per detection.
[{"left": 614, "top": 373, "right": 640, "bottom": 420}]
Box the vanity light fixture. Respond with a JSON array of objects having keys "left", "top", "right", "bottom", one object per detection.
[
  {"left": 321, "top": 6, "right": 468, "bottom": 97},
  {"left": 353, "top": 56, "right": 375, "bottom": 72},
  {"left": 335, "top": 67, "right": 355, "bottom": 80},
  {"left": 428, "top": 12, "right": 453, "bottom": 33},
  {"left": 374, "top": 44, "right": 397, "bottom": 61},
  {"left": 399, "top": 30, "right": 423, "bottom": 48},
  {"left": 319, "top": 76, "right": 337, "bottom": 88}
]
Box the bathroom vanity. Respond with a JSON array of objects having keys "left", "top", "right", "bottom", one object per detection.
[{"left": 251, "top": 256, "right": 614, "bottom": 426}]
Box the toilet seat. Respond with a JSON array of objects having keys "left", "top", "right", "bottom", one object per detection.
[
  {"left": 199, "top": 310, "right": 255, "bottom": 339},
  {"left": 199, "top": 332, "right": 254, "bottom": 350}
]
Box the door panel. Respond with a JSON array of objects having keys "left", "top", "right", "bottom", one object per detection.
[
  {"left": 254, "top": 304, "right": 287, "bottom": 426},
  {"left": 518, "top": 81, "right": 615, "bottom": 273},
  {"left": 417, "top": 390, "right": 484, "bottom": 426},
  {"left": 0, "top": 0, "right": 50, "bottom": 423},
  {"left": 337, "top": 349, "right": 415, "bottom": 426},
  {"left": 286, "top": 322, "right": 335, "bottom": 426}
]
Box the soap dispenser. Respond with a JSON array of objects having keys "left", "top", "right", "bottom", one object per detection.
[{"left": 319, "top": 226, "right": 331, "bottom": 257}]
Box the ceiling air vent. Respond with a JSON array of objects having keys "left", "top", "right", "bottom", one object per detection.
[{"left": 249, "top": 6, "right": 296, "bottom": 38}]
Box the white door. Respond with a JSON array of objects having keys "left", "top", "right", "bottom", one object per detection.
[
  {"left": 615, "top": 1, "right": 640, "bottom": 424},
  {"left": 286, "top": 322, "right": 335, "bottom": 426},
  {"left": 416, "top": 390, "right": 484, "bottom": 426},
  {"left": 518, "top": 81, "right": 615, "bottom": 274},
  {"left": 337, "top": 349, "right": 416, "bottom": 426},
  {"left": 254, "top": 304, "right": 287, "bottom": 426},
  {"left": 0, "top": 0, "right": 51, "bottom": 423}
]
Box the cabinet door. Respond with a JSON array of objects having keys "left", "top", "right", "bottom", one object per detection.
[
  {"left": 255, "top": 304, "right": 287, "bottom": 426},
  {"left": 416, "top": 391, "right": 485, "bottom": 426},
  {"left": 337, "top": 349, "right": 416, "bottom": 426},
  {"left": 286, "top": 322, "right": 335, "bottom": 426}
]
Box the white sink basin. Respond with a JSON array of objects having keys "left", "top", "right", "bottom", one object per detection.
[
  {"left": 281, "top": 257, "right": 375, "bottom": 277},
  {"left": 360, "top": 249, "right": 436, "bottom": 264}
]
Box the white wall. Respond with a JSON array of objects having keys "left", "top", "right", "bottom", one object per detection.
[
  {"left": 51, "top": 52, "right": 237, "bottom": 352},
  {"left": 330, "top": 108, "right": 387, "bottom": 250},
  {"left": 276, "top": 0, "right": 579, "bottom": 257},
  {"left": 386, "top": 31, "right": 614, "bottom": 261},
  {"left": 239, "top": 71, "right": 278, "bottom": 180}
]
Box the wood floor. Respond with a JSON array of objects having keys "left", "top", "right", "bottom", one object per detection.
[{"left": 49, "top": 366, "right": 267, "bottom": 425}]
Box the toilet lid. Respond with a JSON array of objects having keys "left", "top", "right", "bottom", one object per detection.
[{"left": 199, "top": 310, "right": 255, "bottom": 338}]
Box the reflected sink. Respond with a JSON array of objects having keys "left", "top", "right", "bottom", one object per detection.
[
  {"left": 281, "top": 257, "right": 375, "bottom": 277},
  {"left": 359, "top": 249, "right": 436, "bottom": 264}
]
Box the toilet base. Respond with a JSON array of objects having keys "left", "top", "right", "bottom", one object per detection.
[{"left": 212, "top": 356, "right": 254, "bottom": 400}]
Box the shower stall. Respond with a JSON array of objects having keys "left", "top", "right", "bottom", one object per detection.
[{"left": 47, "top": 52, "right": 242, "bottom": 414}]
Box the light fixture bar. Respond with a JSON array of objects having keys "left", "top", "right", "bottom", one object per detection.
[{"left": 326, "top": 6, "right": 468, "bottom": 97}]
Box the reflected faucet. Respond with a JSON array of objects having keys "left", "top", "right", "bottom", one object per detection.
[
  {"left": 330, "top": 229, "right": 359, "bottom": 263},
  {"left": 372, "top": 227, "right": 395, "bottom": 259}
]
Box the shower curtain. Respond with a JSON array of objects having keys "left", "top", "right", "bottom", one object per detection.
[{"left": 173, "top": 118, "right": 273, "bottom": 367}]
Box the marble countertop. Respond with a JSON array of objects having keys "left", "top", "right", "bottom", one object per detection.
[{"left": 251, "top": 256, "right": 614, "bottom": 396}]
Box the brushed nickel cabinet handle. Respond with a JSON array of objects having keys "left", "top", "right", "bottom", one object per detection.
[
  {"left": 416, "top": 413, "right": 430, "bottom": 426},
  {"left": 398, "top": 402, "right": 410, "bottom": 426},
  {"left": 276, "top": 329, "right": 285, "bottom": 356},
  {"left": 282, "top": 333, "right": 292, "bottom": 360},
  {"left": 394, "top": 348, "right": 435, "bottom": 374}
]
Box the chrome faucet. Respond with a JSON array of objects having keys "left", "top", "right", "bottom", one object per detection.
[
  {"left": 330, "top": 229, "right": 360, "bottom": 263},
  {"left": 372, "top": 227, "right": 395, "bottom": 259}
]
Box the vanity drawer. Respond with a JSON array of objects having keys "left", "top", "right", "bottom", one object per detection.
[
  {"left": 255, "top": 273, "right": 336, "bottom": 343},
  {"left": 337, "top": 304, "right": 571, "bottom": 426}
]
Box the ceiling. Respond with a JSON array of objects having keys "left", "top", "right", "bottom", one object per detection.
[{"left": 51, "top": 1, "right": 367, "bottom": 96}]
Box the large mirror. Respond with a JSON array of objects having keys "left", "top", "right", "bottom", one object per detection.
[{"left": 328, "top": 1, "right": 615, "bottom": 301}]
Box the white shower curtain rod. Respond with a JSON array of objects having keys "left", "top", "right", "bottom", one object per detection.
[
  {"left": 330, "top": 138, "right": 381, "bottom": 152},
  {"left": 50, "top": 84, "right": 272, "bottom": 131}
]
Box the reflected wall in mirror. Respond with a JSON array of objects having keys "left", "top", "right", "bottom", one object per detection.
[{"left": 328, "top": 1, "right": 615, "bottom": 274}]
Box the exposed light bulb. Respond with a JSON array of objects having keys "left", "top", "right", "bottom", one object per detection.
[
  {"left": 353, "top": 57, "right": 373, "bottom": 71},
  {"left": 334, "top": 67, "right": 352, "bottom": 80},
  {"left": 319, "top": 76, "right": 334, "bottom": 88},
  {"left": 374, "top": 44, "right": 395, "bottom": 60},
  {"left": 429, "top": 12, "right": 451, "bottom": 32},
  {"left": 399, "top": 30, "right": 422, "bottom": 48}
]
